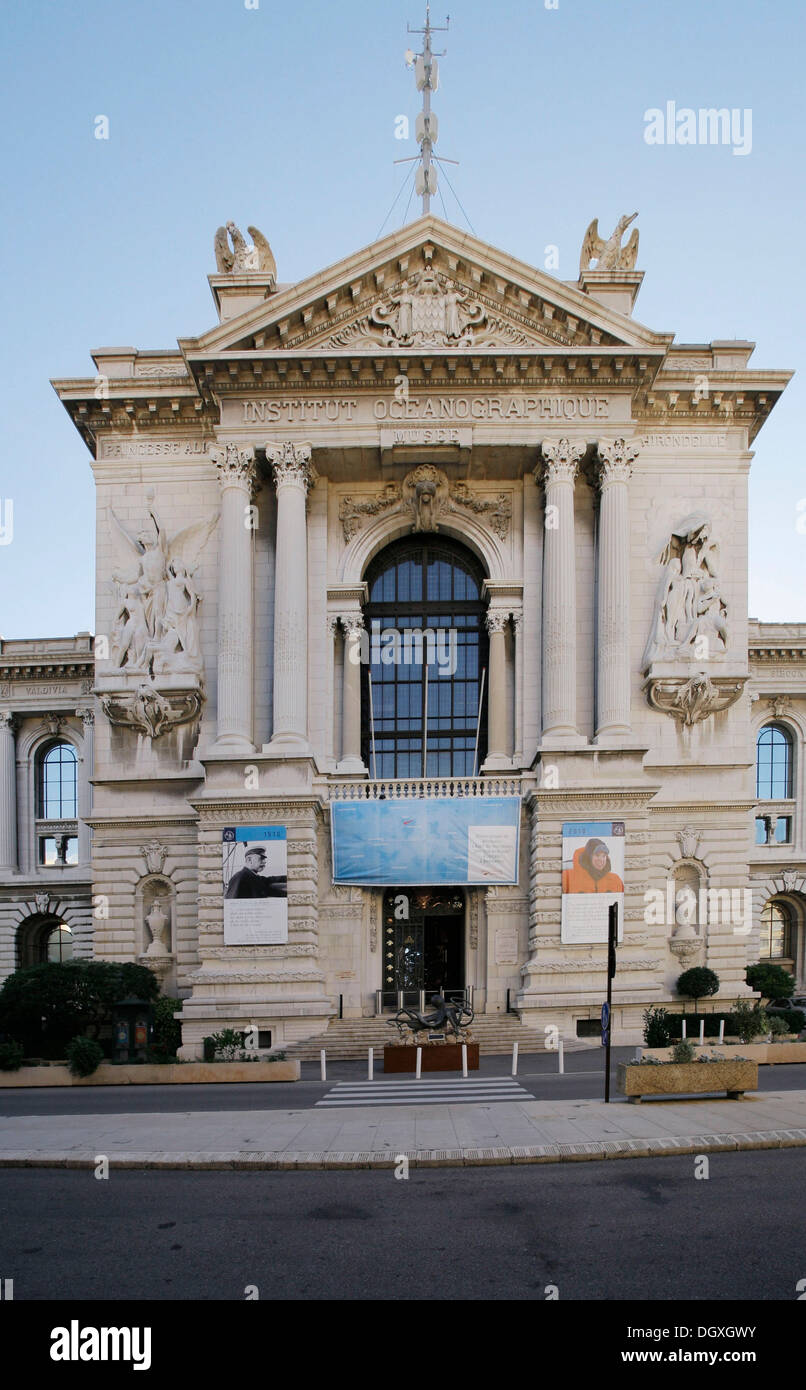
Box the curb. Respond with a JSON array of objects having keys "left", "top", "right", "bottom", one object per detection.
[{"left": 2, "top": 1130, "right": 806, "bottom": 1170}]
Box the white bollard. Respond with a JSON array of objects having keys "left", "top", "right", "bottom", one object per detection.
[
  {"left": 511, "top": 1041, "right": 519, "bottom": 1077},
  {"left": 558, "top": 1039, "right": 564, "bottom": 1075},
  {"left": 699, "top": 1020, "right": 705, "bottom": 1047},
  {"left": 415, "top": 1047, "right": 422, "bottom": 1080},
  {"left": 682, "top": 1020, "right": 687, "bottom": 1040},
  {"left": 368, "top": 1046, "right": 374, "bottom": 1081},
  {"left": 461, "top": 1043, "right": 468, "bottom": 1078},
  {"left": 320, "top": 1049, "right": 327, "bottom": 1082},
  {"left": 719, "top": 1017, "right": 725, "bottom": 1044}
]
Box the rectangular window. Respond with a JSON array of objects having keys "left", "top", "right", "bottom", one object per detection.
[
  {"left": 39, "top": 836, "right": 78, "bottom": 866},
  {"left": 755, "top": 817, "right": 768, "bottom": 845},
  {"left": 773, "top": 817, "right": 792, "bottom": 844}
]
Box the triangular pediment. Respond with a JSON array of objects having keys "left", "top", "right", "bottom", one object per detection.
[{"left": 181, "top": 216, "right": 671, "bottom": 363}]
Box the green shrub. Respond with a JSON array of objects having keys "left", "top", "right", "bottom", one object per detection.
[
  {"left": 65, "top": 1036, "right": 105, "bottom": 1078},
  {"left": 676, "top": 968, "right": 720, "bottom": 1009},
  {"left": 206, "top": 1028, "right": 248, "bottom": 1061},
  {"left": 151, "top": 996, "right": 182, "bottom": 1058},
  {"left": 768, "top": 1016, "right": 789, "bottom": 1037},
  {"left": 0, "top": 1041, "right": 24, "bottom": 1071},
  {"left": 745, "top": 963, "right": 795, "bottom": 1002},
  {"left": 766, "top": 1007, "right": 805, "bottom": 1033},
  {"left": 642, "top": 1007, "right": 673, "bottom": 1047},
  {"left": 731, "top": 1000, "right": 768, "bottom": 1044},
  {"left": 0, "top": 961, "right": 159, "bottom": 1058},
  {"left": 672, "top": 1039, "right": 696, "bottom": 1063}
]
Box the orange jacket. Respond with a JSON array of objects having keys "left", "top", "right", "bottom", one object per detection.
[{"left": 562, "top": 846, "right": 624, "bottom": 895}]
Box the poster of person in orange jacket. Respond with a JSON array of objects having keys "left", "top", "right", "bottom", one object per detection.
[{"left": 561, "top": 821, "right": 625, "bottom": 944}]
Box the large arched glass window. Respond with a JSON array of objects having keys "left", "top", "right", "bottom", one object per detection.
[
  {"left": 37, "top": 742, "right": 78, "bottom": 818},
  {"left": 17, "top": 919, "right": 74, "bottom": 969},
  {"left": 362, "top": 537, "right": 488, "bottom": 778},
  {"left": 760, "top": 900, "right": 792, "bottom": 960},
  {"left": 756, "top": 724, "right": 792, "bottom": 799}
]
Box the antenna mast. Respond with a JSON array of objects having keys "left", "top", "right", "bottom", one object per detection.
[{"left": 404, "top": 6, "right": 450, "bottom": 215}]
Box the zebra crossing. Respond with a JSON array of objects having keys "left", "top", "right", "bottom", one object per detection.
[{"left": 316, "top": 1076, "right": 532, "bottom": 1107}]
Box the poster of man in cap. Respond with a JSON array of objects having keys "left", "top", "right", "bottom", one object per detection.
[
  {"left": 222, "top": 826, "right": 288, "bottom": 944},
  {"left": 561, "top": 821, "right": 625, "bottom": 944}
]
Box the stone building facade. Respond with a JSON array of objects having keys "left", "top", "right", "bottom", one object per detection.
[{"left": 0, "top": 214, "right": 799, "bottom": 1050}]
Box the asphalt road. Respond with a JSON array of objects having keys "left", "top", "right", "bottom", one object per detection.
[
  {"left": 0, "top": 1150, "right": 800, "bottom": 1301},
  {"left": 3, "top": 1049, "right": 806, "bottom": 1115}
]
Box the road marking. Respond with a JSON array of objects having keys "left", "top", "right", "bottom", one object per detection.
[{"left": 316, "top": 1078, "right": 531, "bottom": 1107}]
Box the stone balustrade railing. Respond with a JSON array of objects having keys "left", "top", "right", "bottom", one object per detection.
[{"left": 329, "top": 775, "right": 522, "bottom": 801}]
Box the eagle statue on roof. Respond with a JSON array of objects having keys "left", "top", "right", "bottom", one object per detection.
[
  {"left": 579, "top": 213, "right": 639, "bottom": 274},
  {"left": 214, "top": 221, "right": 277, "bottom": 283}
]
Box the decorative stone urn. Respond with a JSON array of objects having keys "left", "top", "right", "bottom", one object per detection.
[{"left": 145, "top": 899, "right": 171, "bottom": 956}]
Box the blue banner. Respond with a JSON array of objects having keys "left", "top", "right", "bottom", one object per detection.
[{"left": 331, "top": 797, "right": 521, "bottom": 886}]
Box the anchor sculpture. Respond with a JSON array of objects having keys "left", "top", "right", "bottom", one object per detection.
[{"left": 390, "top": 993, "right": 474, "bottom": 1040}]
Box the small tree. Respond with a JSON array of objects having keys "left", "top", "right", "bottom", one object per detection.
[
  {"left": 745, "top": 963, "right": 795, "bottom": 1003},
  {"left": 676, "top": 967, "right": 720, "bottom": 1012}
]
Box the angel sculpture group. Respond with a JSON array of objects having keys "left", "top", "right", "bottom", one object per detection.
[
  {"left": 109, "top": 507, "right": 218, "bottom": 682},
  {"left": 643, "top": 515, "right": 729, "bottom": 669}
]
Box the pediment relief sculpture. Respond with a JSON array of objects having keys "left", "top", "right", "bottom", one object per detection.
[
  {"left": 338, "top": 468, "right": 512, "bottom": 541},
  {"left": 642, "top": 514, "right": 728, "bottom": 671},
  {"left": 315, "top": 269, "right": 558, "bottom": 351}
]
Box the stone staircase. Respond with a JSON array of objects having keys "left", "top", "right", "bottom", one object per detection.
[{"left": 283, "top": 1013, "right": 575, "bottom": 1061}]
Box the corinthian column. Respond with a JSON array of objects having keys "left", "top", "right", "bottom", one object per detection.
[
  {"left": 265, "top": 441, "right": 316, "bottom": 751},
  {"left": 595, "top": 438, "right": 639, "bottom": 740},
  {"left": 339, "top": 615, "right": 366, "bottom": 773},
  {"left": 0, "top": 712, "right": 18, "bottom": 870},
  {"left": 211, "top": 442, "right": 257, "bottom": 751},
  {"left": 483, "top": 610, "right": 510, "bottom": 770},
  {"left": 537, "top": 438, "right": 585, "bottom": 740}
]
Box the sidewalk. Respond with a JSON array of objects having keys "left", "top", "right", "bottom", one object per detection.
[{"left": 3, "top": 1088, "right": 806, "bottom": 1169}]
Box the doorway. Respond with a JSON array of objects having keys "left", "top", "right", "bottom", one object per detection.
[{"left": 382, "top": 887, "right": 465, "bottom": 1005}]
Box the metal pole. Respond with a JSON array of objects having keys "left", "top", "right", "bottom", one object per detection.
[
  {"left": 368, "top": 1047, "right": 374, "bottom": 1081},
  {"left": 558, "top": 1039, "right": 564, "bottom": 1075},
  {"left": 422, "top": 660, "right": 429, "bottom": 778},
  {"left": 511, "top": 1041, "right": 519, "bottom": 1077},
  {"left": 415, "top": 1046, "right": 423, "bottom": 1079},
  {"left": 320, "top": 1049, "right": 327, "bottom": 1082},
  {"left": 339, "top": 993, "right": 343, "bottom": 1019},
  {"left": 419, "top": 989, "right": 425, "bottom": 1013},
  {"left": 461, "top": 1043, "right": 468, "bottom": 1078},
  {"left": 472, "top": 666, "right": 487, "bottom": 778},
  {"left": 368, "top": 671, "right": 378, "bottom": 780},
  {"left": 605, "top": 902, "right": 617, "bottom": 1103}
]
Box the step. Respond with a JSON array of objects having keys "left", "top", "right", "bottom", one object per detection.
[{"left": 283, "top": 1015, "right": 560, "bottom": 1060}]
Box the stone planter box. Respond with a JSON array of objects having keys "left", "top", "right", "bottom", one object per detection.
[
  {"left": 0, "top": 1060, "right": 300, "bottom": 1087},
  {"left": 384, "top": 1043, "right": 479, "bottom": 1073},
  {"left": 618, "top": 1059, "right": 758, "bottom": 1103},
  {"left": 642, "top": 1042, "right": 806, "bottom": 1065}
]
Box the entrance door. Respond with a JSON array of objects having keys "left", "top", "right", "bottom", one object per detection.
[{"left": 382, "top": 888, "right": 465, "bottom": 1005}]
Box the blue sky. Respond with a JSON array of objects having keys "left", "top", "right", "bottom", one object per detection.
[{"left": 0, "top": 0, "right": 803, "bottom": 636}]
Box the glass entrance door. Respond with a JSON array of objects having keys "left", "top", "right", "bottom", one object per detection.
[{"left": 382, "top": 888, "right": 465, "bottom": 1006}]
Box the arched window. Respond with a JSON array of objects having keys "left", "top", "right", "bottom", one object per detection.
[
  {"left": 760, "top": 900, "right": 792, "bottom": 960},
  {"left": 37, "top": 741, "right": 78, "bottom": 818},
  {"left": 17, "top": 919, "right": 74, "bottom": 969},
  {"left": 362, "top": 537, "right": 488, "bottom": 778},
  {"left": 756, "top": 724, "right": 793, "bottom": 799}
]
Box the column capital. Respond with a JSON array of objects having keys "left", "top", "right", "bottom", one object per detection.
[
  {"left": 211, "top": 441, "right": 257, "bottom": 491},
  {"left": 75, "top": 706, "right": 95, "bottom": 727},
  {"left": 485, "top": 609, "right": 510, "bottom": 635},
  {"left": 535, "top": 437, "right": 586, "bottom": 486},
  {"left": 0, "top": 711, "right": 18, "bottom": 733},
  {"left": 264, "top": 440, "right": 317, "bottom": 493},
  {"left": 339, "top": 613, "right": 366, "bottom": 638},
  {"left": 511, "top": 609, "right": 523, "bottom": 634},
  {"left": 596, "top": 437, "right": 640, "bottom": 486}
]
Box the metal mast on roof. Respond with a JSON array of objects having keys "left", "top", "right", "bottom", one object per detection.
[{"left": 403, "top": 6, "right": 450, "bottom": 214}]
